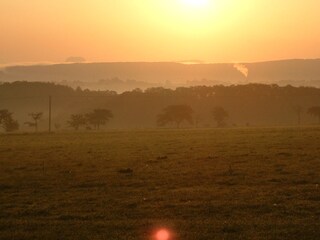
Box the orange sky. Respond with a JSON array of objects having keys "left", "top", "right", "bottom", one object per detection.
[{"left": 1, "top": 0, "right": 320, "bottom": 64}]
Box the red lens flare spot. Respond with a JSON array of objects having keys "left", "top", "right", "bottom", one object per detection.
[{"left": 155, "top": 229, "right": 170, "bottom": 240}]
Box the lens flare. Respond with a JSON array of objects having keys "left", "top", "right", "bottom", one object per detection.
[{"left": 155, "top": 229, "right": 170, "bottom": 240}]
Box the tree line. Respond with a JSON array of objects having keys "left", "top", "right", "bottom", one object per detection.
[
  {"left": 1, "top": 82, "right": 320, "bottom": 130},
  {"left": 1, "top": 105, "right": 320, "bottom": 133}
]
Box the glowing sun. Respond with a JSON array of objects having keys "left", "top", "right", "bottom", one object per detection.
[{"left": 180, "top": 0, "right": 209, "bottom": 8}]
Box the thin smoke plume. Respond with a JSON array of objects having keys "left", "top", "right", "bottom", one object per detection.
[{"left": 234, "top": 64, "right": 249, "bottom": 78}]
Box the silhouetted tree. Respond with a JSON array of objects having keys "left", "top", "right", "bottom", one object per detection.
[
  {"left": 25, "top": 112, "right": 43, "bottom": 132},
  {"left": 157, "top": 105, "right": 193, "bottom": 128},
  {"left": 68, "top": 114, "right": 87, "bottom": 130},
  {"left": 3, "top": 118, "right": 19, "bottom": 132},
  {"left": 212, "top": 107, "right": 229, "bottom": 127},
  {"left": 0, "top": 109, "right": 19, "bottom": 132},
  {"left": 0, "top": 109, "right": 9, "bottom": 125},
  {"left": 293, "top": 105, "right": 303, "bottom": 126},
  {"left": 308, "top": 106, "right": 320, "bottom": 124},
  {"left": 86, "top": 109, "right": 113, "bottom": 130}
]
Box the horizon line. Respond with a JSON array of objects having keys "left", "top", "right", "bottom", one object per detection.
[{"left": 1, "top": 57, "right": 320, "bottom": 69}]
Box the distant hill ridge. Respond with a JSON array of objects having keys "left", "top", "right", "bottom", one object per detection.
[{"left": 1, "top": 59, "right": 320, "bottom": 88}]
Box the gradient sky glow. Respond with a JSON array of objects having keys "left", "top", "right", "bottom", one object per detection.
[{"left": 1, "top": 0, "right": 320, "bottom": 64}]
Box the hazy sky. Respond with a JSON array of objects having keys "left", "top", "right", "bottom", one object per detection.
[{"left": 1, "top": 0, "right": 320, "bottom": 64}]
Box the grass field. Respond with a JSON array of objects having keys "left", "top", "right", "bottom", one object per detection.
[{"left": 0, "top": 128, "right": 320, "bottom": 240}]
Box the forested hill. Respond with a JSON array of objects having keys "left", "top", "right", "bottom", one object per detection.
[
  {"left": 1, "top": 81, "right": 320, "bottom": 130},
  {"left": 1, "top": 59, "right": 320, "bottom": 92}
]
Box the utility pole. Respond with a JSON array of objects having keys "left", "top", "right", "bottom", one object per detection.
[{"left": 49, "top": 96, "right": 52, "bottom": 133}]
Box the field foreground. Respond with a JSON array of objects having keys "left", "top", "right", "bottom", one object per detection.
[{"left": 0, "top": 128, "right": 319, "bottom": 240}]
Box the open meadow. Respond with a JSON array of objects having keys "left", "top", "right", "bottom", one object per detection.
[{"left": 0, "top": 127, "right": 319, "bottom": 240}]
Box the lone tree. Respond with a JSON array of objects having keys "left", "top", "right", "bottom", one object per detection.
[
  {"left": 25, "top": 112, "right": 43, "bottom": 132},
  {"left": 68, "top": 114, "right": 87, "bottom": 130},
  {"left": 0, "top": 109, "right": 19, "bottom": 132},
  {"left": 86, "top": 109, "right": 113, "bottom": 130},
  {"left": 308, "top": 106, "right": 320, "bottom": 124},
  {"left": 212, "top": 107, "right": 229, "bottom": 127},
  {"left": 157, "top": 105, "right": 193, "bottom": 128}
]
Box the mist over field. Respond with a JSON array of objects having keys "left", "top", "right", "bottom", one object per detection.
[{"left": 1, "top": 81, "right": 320, "bottom": 132}]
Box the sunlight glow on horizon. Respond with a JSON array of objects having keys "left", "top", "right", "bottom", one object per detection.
[{"left": 0, "top": 0, "right": 319, "bottom": 64}]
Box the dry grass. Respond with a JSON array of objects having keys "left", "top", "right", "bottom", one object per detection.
[{"left": 0, "top": 127, "right": 319, "bottom": 239}]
